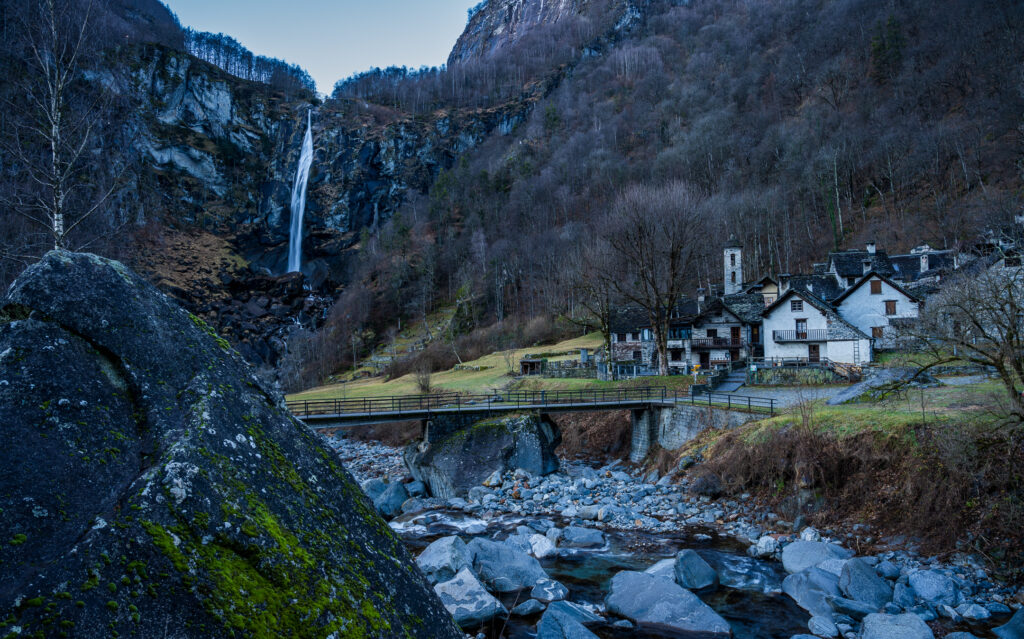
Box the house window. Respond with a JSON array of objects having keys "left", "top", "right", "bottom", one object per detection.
[
  {"left": 791, "top": 299, "right": 803, "bottom": 312},
  {"left": 870, "top": 279, "right": 882, "bottom": 294},
  {"left": 632, "top": 351, "right": 641, "bottom": 361},
  {"left": 795, "top": 319, "right": 807, "bottom": 339},
  {"left": 731, "top": 272, "right": 737, "bottom": 283},
  {"left": 730, "top": 254, "right": 736, "bottom": 266},
  {"left": 764, "top": 296, "right": 775, "bottom": 306},
  {"left": 885, "top": 300, "right": 897, "bottom": 315},
  {"left": 617, "top": 333, "right": 626, "bottom": 342},
  {"left": 706, "top": 328, "right": 718, "bottom": 338},
  {"left": 670, "top": 349, "right": 683, "bottom": 361},
  {"left": 872, "top": 327, "right": 884, "bottom": 338}
]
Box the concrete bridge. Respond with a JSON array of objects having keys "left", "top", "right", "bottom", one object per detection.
[{"left": 288, "top": 388, "right": 775, "bottom": 462}]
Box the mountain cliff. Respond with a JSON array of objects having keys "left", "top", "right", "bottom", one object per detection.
[{"left": 451, "top": 0, "right": 601, "bottom": 64}]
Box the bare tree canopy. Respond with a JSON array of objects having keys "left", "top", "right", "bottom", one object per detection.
[
  {"left": 906, "top": 266, "right": 1024, "bottom": 422},
  {"left": 597, "top": 181, "right": 705, "bottom": 376}
]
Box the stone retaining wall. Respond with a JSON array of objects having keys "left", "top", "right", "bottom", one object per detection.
[{"left": 630, "top": 404, "right": 758, "bottom": 462}]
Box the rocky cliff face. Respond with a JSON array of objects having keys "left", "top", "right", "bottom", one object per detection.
[
  {"left": 0, "top": 252, "right": 461, "bottom": 638},
  {"left": 451, "top": 0, "right": 593, "bottom": 64},
  {"left": 105, "top": 45, "right": 536, "bottom": 370}
]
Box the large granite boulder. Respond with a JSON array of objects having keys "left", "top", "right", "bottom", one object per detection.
[
  {"left": 405, "top": 412, "right": 560, "bottom": 498},
  {"left": 467, "top": 537, "right": 549, "bottom": 592},
  {"left": 605, "top": 571, "right": 732, "bottom": 636},
  {"left": 0, "top": 252, "right": 461, "bottom": 639},
  {"left": 994, "top": 607, "right": 1024, "bottom": 639},
  {"left": 417, "top": 535, "right": 473, "bottom": 584},
  {"left": 782, "top": 567, "right": 842, "bottom": 617}
]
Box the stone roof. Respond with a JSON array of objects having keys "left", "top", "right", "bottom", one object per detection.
[
  {"left": 890, "top": 252, "right": 955, "bottom": 281},
  {"left": 787, "top": 274, "right": 843, "bottom": 302},
  {"left": 828, "top": 249, "right": 895, "bottom": 279},
  {"left": 720, "top": 294, "right": 767, "bottom": 324},
  {"left": 609, "top": 299, "right": 699, "bottom": 333}
]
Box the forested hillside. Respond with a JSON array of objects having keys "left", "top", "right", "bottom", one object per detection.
[
  {"left": 305, "top": 0, "right": 1022, "bottom": 387},
  {"left": 1, "top": 0, "right": 1021, "bottom": 390}
]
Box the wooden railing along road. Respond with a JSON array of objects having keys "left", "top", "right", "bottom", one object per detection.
[{"left": 286, "top": 386, "right": 775, "bottom": 421}]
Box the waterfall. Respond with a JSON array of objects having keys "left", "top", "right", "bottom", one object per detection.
[{"left": 287, "top": 111, "right": 314, "bottom": 273}]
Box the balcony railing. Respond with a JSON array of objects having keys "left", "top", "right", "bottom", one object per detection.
[
  {"left": 772, "top": 329, "right": 828, "bottom": 342},
  {"left": 691, "top": 337, "right": 745, "bottom": 348}
]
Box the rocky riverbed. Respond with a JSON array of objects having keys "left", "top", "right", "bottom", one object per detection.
[{"left": 323, "top": 432, "right": 1024, "bottom": 639}]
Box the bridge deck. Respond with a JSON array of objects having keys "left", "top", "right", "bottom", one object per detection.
[{"left": 288, "top": 388, "right": 775, "bottom": 428}]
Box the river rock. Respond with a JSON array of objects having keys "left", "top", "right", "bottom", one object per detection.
[
  {"left": 875, "top": 560, "right": 901, "bottom": 580},
  {"left": 750, "top": 535, "right": 780, "bottom": 557},
  {"left": 561, "top": 526, "right": 605, "bottom": 548},
  {"left": 373, "top": 480, "right": 409, "bottom": 517},
  {"left": 434, "top": 567, "right": 508, "bottom": 628},
  {"left": 808, "top": 615, "right": 839, "bottom": 637},
  {"left": 532, "top": 579, "right": 569, "bottom": 603},
  {"left": 536, "top": 605, "right": 600, "bottom": 639},
  {"left": 605, "top": 571, "right": 731, "bottom": 637},
  {"left": 0, "top": 252, "right": 461, "bottom": 639},
  {"left": 645, "top": 558, "right": 677, "bottom": 581},
  {"left": 405, "top": 413, "right": 560, "bottom": 498},
  {"left": 826, "top": 595, "right": 877, "bottom": 620},
  {"left": 908, "top": 570, "right": 959, "bottom": 607},
  {"left": 955, "top": 603, "right": 991, "bottom": 620},
  {"left": 782, "top": 541, "right": 854, "bottom": 574},
  {"left": 674, "top": 549, "right": 719, "bottom": 590},
  {"left": 945, "top": 633, "right": 982, "bottom": 639},
  {"left": 361, "top": 477, "right": 387, "bottom": 500},
  {"left": 417, "top": 535, "right": 472, "bottom": 584},
  {"left": 993, "top": 607, "right": 1024, "bottom": 639},
  {"left": 782, "top": 567, "right": 842, "bottom": 617},
  {"left": 467, "top": 537, "right": 548, "bottom": 592},
  {"left": 839, "top": 557, "right": 892, "bottom": 608},
  {"left": 530, "top": 533, "right": 558, "bottom": 558},
  {"left": 859, "top": 612, "right": 935, "bottom": 639},
  {"left": 512, "top": 599, "right": 546, "bottom": 616}
]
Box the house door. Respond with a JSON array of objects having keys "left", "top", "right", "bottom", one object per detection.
[
  {"left": 731, "top": 326, "right": 741, "bottom": 345},
  {"left": 751, "top": 325, "right": 760, "bottom": 344},
  {"left": 808, "top": 344, "right": 820, "bottom": 363},
  {"left": 699, "top": 352, "right": 710, "bottom": 369},
  {"left": 795, "top": 319, "right": 807, "bottom": 340}
]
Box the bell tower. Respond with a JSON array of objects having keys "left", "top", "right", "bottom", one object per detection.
[{"left": 724, "top": 234, "right": 742, "bottom": 295}]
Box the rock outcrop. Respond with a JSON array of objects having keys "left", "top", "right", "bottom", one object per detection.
[
  {"left": 0, "top": 251, "right": 460, "bottom": 638},
  {"left": 405, "top": 413, "right": 561, "bottom": 498}
]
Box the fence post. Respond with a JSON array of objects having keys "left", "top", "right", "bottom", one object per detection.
[{"left": 727, "top": 395, "right": 731, "bottom": 410}]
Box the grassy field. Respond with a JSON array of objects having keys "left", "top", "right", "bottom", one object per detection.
[{"left": 289, "top": 332, "right": 607, "bottom": 401}]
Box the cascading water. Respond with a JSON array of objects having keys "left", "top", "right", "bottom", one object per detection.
[{"left": 287, "top": 110, "right": 314, "bottom": 273}]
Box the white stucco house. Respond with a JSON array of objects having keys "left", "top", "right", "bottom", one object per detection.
[
  {"left": 762, "top": 289, "right": 872, "bottom": 365},
  {"left": 833, "top": 271, "right": 920, "bottom": 350}
]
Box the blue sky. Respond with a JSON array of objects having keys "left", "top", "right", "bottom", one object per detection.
[{"left": 164, "top": 0, "right": 478, "bottom": 93}]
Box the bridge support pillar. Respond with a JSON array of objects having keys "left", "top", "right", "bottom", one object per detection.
[{"left": 630, "top": 408, "right": 660, "bottom": 463}]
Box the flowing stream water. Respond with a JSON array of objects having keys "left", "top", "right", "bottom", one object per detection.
[
  {"left": 393, "top": 510, "right": 812, "bottom": 638},
  {"left": 287, "top": 111, "right": 313, "bottom": 273}
]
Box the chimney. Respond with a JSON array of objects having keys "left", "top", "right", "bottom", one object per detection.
[
  {"left": 862, "top": 259, "right": 872, "bottom": 275},
  {"left": 866, "top": 241, "right": 876, "bottom": 255},
  {"left": 920, "top": 253, "right": 929, "bottom": 273},
  {"left": 778, "top": 274, "right": 791, "bottom": 293}
]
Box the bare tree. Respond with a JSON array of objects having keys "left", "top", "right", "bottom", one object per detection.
[
  {"left": 564, "top": 232, "right": 619, "bottom": 376},
  {"left": 903, "top": 266, "right": 1024, "bottom": 421},
  {"left": 597, "top": 182, "right": 705, "bottom": 376},
  {"left": 3, "top": 0, "right": 118, "bottom": 253}
]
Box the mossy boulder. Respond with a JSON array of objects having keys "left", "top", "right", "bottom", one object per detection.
[
  {"left": 404, "top": 413, "right": 560, "bottom": 499},
  {"left": 0, "top": 251, "right": 460, "bottom": 639}
]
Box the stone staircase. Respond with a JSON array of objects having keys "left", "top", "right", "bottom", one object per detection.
[{"left": 713, "top": 370, "right": 747, "bottom": 392}]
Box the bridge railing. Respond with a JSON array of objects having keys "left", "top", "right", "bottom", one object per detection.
[
  {"left": 286, "top": 386, "right": 670, "bottom": 418},
  {"left": 673, "top": 390, "right": 775, "bottom": 414}
]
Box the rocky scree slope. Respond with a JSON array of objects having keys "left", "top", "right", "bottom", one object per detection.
[{"left": 0, "top": 252, "right": 460, "bottom": 638}]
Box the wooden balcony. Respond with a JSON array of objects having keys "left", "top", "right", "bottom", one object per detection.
[
  {"left": 772, "top": 329, "right": 827, "bottom": 342},
  {"left": 691, "top": 337, "right": 745, "bottom": 348}
]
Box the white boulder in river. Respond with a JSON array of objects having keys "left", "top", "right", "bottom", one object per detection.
[{"left": 605, "top": 571, "right": 731, "bottom": 636}]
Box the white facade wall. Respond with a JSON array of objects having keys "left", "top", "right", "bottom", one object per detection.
[
  {"left": 763, "top": 297, "right": 829, "bottom": 360},
  {"left": 827, "top": 338, "right": 872, "bottom": 365},
  {"left": 837, "top": 279, "right": 918, "bottom": 347}
]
